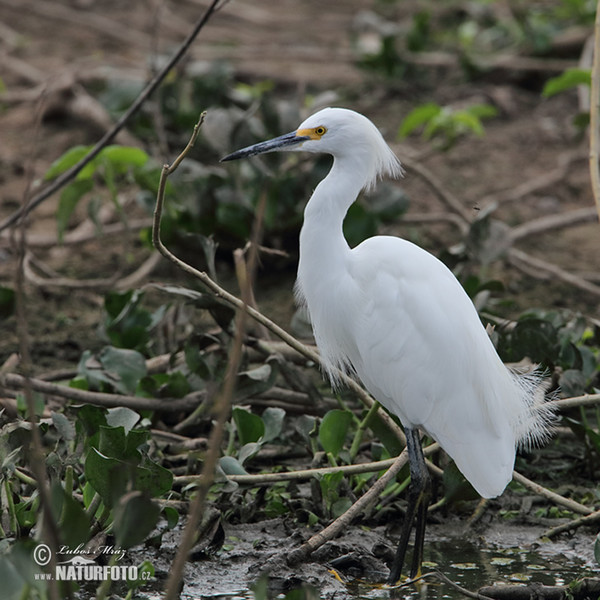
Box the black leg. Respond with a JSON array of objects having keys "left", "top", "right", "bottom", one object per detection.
[{"left": 387, "top": 427, "right": 431, "bottom": 584}]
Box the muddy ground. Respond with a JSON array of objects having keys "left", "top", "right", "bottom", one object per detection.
[{"left": 1, "top": 0, "right": 600, "bottom": 597}]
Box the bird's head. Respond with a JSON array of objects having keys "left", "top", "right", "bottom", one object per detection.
[{"left": 221, "top": 107, "right": 402, "bottom": 190}]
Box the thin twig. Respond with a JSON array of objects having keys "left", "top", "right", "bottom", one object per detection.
[
  {"left": 13, "top": 90, "right": 61, "bottom": 600},
  {"left": 161, "top": 112, "right": 264, "bottom": 599}
]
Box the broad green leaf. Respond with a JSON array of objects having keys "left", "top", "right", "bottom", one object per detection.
[
  {"left": 262, "top": 407, "right": 285, "bottom": 443},
  {"left": 51, "top": 481, "right": 91, "bottom": 549},
  {"left": 134, "top": 459, "right": 173, "bottom": 497},
  {"left": 56, "top": 179, "right": 94, "bottom": 243},
  {"left": 238, "top": 442, "right": 261, "bottom": 465},
  {"left": 542, "top": 68, "right": 591, "bottom": 98},
  {"left": 84, "top": 448, "right": 129, "bottom": 508},
  {"left": 44, "top": 145, "right": 91, "bottom": 180},
  {"left": 232, "top": 407, "right": 265, "bottom": 445},
  {"left": 98, "top": 425, "right": 131, "bottom": 460},
  {"left": 453, "top": 111, "right": 484, "bottom": 136},
  {"left": 101, "top": 145, "right": 149, "bottom": 171},
  {"left": 318, "top": 409, "right": 353, "bottom": 457},
  {"left": 98, "top": 346, "right": 147, "bottom": 395},
  {"left": 106, "top": 406, "right": 140, "bottom": 435},
  {"left": 113, "top": 492, "right": 160, "bottom": 549},
  {"left": 219, "top": 456, "right": 249, "bottom": 475},
  {"left": 399, "top": 102, "right": 441, "bottom": 137},
  {"left": 163, "top": 506, "right": 179, "bottom": 530}
]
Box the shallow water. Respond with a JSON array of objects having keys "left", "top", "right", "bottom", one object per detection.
[{"left": 134, "top": 520, "right": 598, "bottom": 600}]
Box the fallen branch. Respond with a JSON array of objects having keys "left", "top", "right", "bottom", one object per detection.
[
  {"left": 286, "top": 443, "right": 441, "bottom": 566},
  {"left": 543, "top": 507, "right": 600, "bottom": 538},
  {"left": 1, "top": 373, "right": 201, "bottom": 412},
  {"left": 508, "top": 247, "right": 600, "bottom": 297},
  {"left": 479, "top": 578, "right": 600, "bottom": 600},
  {"left": 512, "top": 471, "right": 593, "bottom": 516}
]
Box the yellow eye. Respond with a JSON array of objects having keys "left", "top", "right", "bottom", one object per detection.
[{"left": 314, "top": 126, "right": 327, "bottom": 136}]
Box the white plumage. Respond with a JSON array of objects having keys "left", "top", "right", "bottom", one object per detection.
[{"left": 222, "top": 106, "right": 553, "bottom": 580}]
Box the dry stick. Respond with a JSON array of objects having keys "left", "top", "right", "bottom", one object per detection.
[
  {"left": 160, "top": 116, "right": 264, "bottom": 599},
  {"left": 590, "top": 2, "right": 600, "bottom": 222},
  {"left": 401, "top": 154, "right": 473, "bottom": 224},
  {"left": 509, "top": 206, "right": 598, "bottom": 243},
  {"left": 1, "top": 373, "right": 200, "bottom": 412},
  {"left": 543, "top": 507, "right": 600, "bottom": 538},
  {"left": 512, "top": 472, "right": 592, "bottom": 516},
  {"left": 287, "top": 442, "right": 440, "bottom": 566},
  {"left": 508, "top": 247, "right": 600, "bottom": 297},
  {"left": 287, "top": 451, "right": 408, "bottom": 565},
  {"left": 177, "top": 458, "right": 399, "bottom": 486},
  {"left": 13, "top": 93, "right": 61, "bottom": 600},
  {"left": 553, "top": 393, "right": 600, "bottom": 410},
  {"left": 0, "top": 0, "right": 224, "bottom": 234}
]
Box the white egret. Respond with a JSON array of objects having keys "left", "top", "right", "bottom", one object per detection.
[{"left": 222, "top": 107, "right": 554, "bottom": 583}]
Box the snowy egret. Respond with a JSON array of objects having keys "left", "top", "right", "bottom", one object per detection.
[{"left": 222, "top": 107, "right": 553, "bottom": 583}]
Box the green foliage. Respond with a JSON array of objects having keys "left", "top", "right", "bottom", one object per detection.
[
  {"left": 318, "top": 409, "right": 353, "bottom": 458},
  {"left": 44, "top": 144, "right": 159, "bottom": 242},
  {"left": 542, "top": 68, "right": 591, "bottom": 98},
  {"left": 495, "top": 309, "right": 599, "bottom": 396},
  {"left": 399, "top": 102, "right": 498, "bottom": 149},
  {"left": 102, "top": 289, "right": 167, "bottom": 353}
]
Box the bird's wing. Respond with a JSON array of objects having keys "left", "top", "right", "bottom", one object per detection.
[{"left": 346, "top": 236, "right": 517, "bottom": 497}]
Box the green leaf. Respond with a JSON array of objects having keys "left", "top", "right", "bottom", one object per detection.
[
  {"left": 134, "top": 458, "right": 173, "bottom": 497},
  {"left": 442, "top": 460, "right": 479, "bottom": 502},
  {"left": 98, "top": 346, "right": 147, "bottom": 395},
  {"left": 106, "top": 406, "right": 140, "bottom": 435},
  {"left": 98, "top": 425, "right": 142, "bottom": 461},
  {"left": 51, "top": 480, "right": 91, "bottom": 549},
  {"left": 219, "top": 456, "right": 249, "bottom": 475},
  {"left": 238, "top": 442, "right": 261, "bottom": 465},
  {"left": 128, "top": 560, "right": 155, "bottom": 591},
  {"left": 56, "top": 179, "right": 94, "bottom": 243},
  {"left": 0, "top": 286, "right": 15, "bottom": 320},
  {"left": 44, "top": 145, "right": 91, "bottom": 180},
  {"left": 101, "top": 145, "right": 149, "bottom": 171},
  {"left": 542, "top": 68, "right": 591, "bottom": 98},
  {"left": 163, "top": 506, "right": 179, "bottom": 530},
  {"left": 113, "top": 492, "right": 160, "bottom": 549},
  {"left": 399, "top": 103, "right": 441, "bottom": 137},
  {"left": 232, "top": 407, "right": 265, "bottom": 445},
  {"left": 84, "top": 447, "right": 129, "bottom": 508},
  {"left": 318, "top": 409, "right": 353, "bottom": 457},
  {"left": 262, "top": 407, "right": 285, "bottom": 443}
]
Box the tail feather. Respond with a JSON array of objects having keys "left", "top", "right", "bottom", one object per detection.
[{"left": 510, "top": 367, "right": 557, "bottom": 451}]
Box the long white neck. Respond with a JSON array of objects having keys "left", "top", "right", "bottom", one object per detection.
[{"left": 297, "top": 156, "right": 370, "bottom": 302}]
